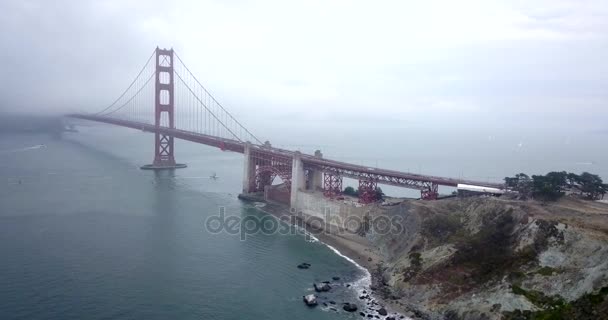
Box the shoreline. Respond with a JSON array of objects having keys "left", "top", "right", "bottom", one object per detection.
[
  {"left": 243, "top": 197, "right": 412, "bottom": 319},
  {"left": 310, "top": 219, "right": 416, "bottom": 319}
]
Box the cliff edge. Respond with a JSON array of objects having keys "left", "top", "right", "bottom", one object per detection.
[{"left": 358, "top": 196, "right": 608, "bottom": 320}]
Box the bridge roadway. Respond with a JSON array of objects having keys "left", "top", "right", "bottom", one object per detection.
[{"left": 70, "top": 114, "right": 504, "bottom": 194}]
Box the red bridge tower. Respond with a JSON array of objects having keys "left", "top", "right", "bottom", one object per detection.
[{"left": 141, "top": 47, "right": 186, "bottom": 170}]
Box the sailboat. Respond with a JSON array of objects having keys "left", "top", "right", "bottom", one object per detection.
[{"left": 210, "top": 173, "right": 218, "bottom": 180}]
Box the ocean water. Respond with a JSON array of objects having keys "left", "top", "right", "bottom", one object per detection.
[
  {"left": 0, "top": 126, "right": 369, "bottom": 320},
  {"left": 1, "top": 121, "right": 606, "bottom": 320}
]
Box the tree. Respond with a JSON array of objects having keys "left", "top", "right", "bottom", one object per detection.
[
  {"left": 531, "top": 171, "right": 568, "bottom": 201},
  {"left": 506, "top": 171, "right": 606, "bottom": 201},
  {"left": 343, "top": 186, "right": 383, "bottom": 201},
  {"left": 504, "top": 173, "right": 532, "bottom": 199},
  {"left": 374, "top": 187, "right": 385, "bottom": 201},
  {"left": 577, "top": 172, "right": 607, "bottom": 200},
  {"left": 566, "top": 172, "right": 581, "bottom": 190},
  {"left": 343, "top": 186, "right": 358, "bottom": 197}
]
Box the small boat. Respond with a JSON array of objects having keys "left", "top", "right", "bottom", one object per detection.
[{"left": 210, "top": 173, "right": 218, "bottom": 180}]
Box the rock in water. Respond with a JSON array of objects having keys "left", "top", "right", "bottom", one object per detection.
[
  {"left": 302, "top": 294, "right": 317, "bottom": 306},
  {"left": 378, "top": 307, "right": 388, "bottom": 316},
  {"left": 313, "top": 282, "right": 331, "bottom": 292},
  {"left": 332, "top": 276, "right": 340, "bottom": 281},
  {"left": 297, "top": 262, "right": 311, "bottom": 269},
  {"left": 342, "top": 303, "right": 358, "bottom": 312}
]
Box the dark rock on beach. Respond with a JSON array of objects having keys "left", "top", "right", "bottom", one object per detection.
[
  {"left": 342, "top": 302, "right": 358, "bottom": 312},
  {"left": 302, "top": 294, "right": 317, "bottom": 306},
  {"left": 313, "top": 282, "right": 331, "bottom": 292},
  {"left": 378, "top": 307, "right": 388, "bottom": 316}
]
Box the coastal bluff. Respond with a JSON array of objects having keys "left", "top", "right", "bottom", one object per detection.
[{"left": 253, "top": 193, "right": 608, "bottom": 320}]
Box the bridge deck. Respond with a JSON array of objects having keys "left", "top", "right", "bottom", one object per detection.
[{"left": 69, "top": 114, "right": 504, "bottom": 190}]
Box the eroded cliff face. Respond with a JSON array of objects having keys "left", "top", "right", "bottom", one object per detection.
[{"left": 363, "top": 197, "right": 608, "bottom": 320}]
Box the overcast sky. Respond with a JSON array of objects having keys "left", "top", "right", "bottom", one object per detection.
[{"left": 1, "top": 0, "right": 607, "bottom": 132}]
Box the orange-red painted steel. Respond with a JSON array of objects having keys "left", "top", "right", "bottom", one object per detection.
[{"left": 69, "top": 113, "right": 503, "bottom": 199}]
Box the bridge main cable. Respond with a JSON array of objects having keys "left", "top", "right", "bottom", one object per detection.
[
  {"left": 174, "top": 70, "right": 248, "bottom": 143},
  {"left": 101, "top": 73, "right": 155, "bottom": 116},
  {"left": 94, "top": 50, "right": 156, "bottom": 116},
  {"left": 174, "top": 52, "right": 263, "bottom": 145}
]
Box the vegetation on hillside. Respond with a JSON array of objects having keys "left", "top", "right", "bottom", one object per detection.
[
  {"left": 343, "top": 186, "right": 357, "bottom": 197},
  {"left": 416, "top": 208, "right": 542, "bottom": 287},
  {"left": 343, "top": 186, "right": 385, "bottom": 201},
  {"left": 505, "top": 171, "right": 607, "bottom": 201},
  {"left": 504, "top": 286, "right": 608, "bottom": 320}
]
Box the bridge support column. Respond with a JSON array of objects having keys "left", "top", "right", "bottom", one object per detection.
[
  {"left": 290, "top": 151, "right": 305, "bottom": 208},
  {"left": 358, "top": 179, "right": 378, "bottom": 204},
  {"left": 141, "top": 47, "right": 186, "bottom": 170},
  {"left": 308, "top": 150, "right": 324, "bottom": 191},
  {"left": 323, "top": 173, "right": 342, "bottom": 198},
  {"left": 242, "top": 142, "right": 255, "bottom": 193},
  {"left": 421, "top": 183, "right": 439, "bottom": 200}
]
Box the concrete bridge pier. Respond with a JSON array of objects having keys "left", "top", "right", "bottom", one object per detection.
[
  {"left": 307, "top": 150, "right": 324, "bottom": 191},
  {"left": 290, "top": 151, "right": 306, "bottom": 208},
  {"left": 242, "top": 142, "right": 255, "bottom": 193}
]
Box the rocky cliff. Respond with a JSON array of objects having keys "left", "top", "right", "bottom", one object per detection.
[{"left": 362, "top": 197, "right": 608, "bottom": 320}]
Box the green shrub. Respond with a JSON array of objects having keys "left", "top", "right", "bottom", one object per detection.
[
  {"left": 451, "top": 211, "right": 519, "bottom": 282},
  {"left": 343, "top": 186, "right": 358, "bottom": 196},
  {"left": 504, "top": 286, "right": 608, "bottom": 320},
  {"left": 422, "top": 214, "right": 462, "bottom": 244}
]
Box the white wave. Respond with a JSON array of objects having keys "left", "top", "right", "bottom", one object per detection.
[
  {"left": 0, "top": 144, "right": 46, "bottom": 154},
  {"left": 260, "top": 210, "right": 370, "bottom": 285},
  {"left": 250, "top": 205, "right": 410, "bottom": 319},
  {"left": 290, "top": 223, "right": 319, "bottom": 243},
  {"left": 179, "top": 176, "right": 210, "bottom": 179},
  {"left": 315, "top": 234, "right": 413, "bottom": 320},
  {"left": 320, "top": 241, "right": 371, "bottom": 288}
]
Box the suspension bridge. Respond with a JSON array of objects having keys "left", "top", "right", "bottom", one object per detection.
[{"left": 69, "top": 47, "right": 504, "bottom": 205}]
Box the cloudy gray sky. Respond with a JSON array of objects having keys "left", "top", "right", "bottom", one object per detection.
[{"left": 1, "top": 0, "right": 607, "bottom": 131}]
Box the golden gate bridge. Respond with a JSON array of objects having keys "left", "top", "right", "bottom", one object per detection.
[{"left": 69, "top": 47, "right": 504, "bottom": 205}]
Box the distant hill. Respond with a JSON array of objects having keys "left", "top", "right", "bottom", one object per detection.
[{"left": 0, "top": 113, "right": 64, "bottom": 134}]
